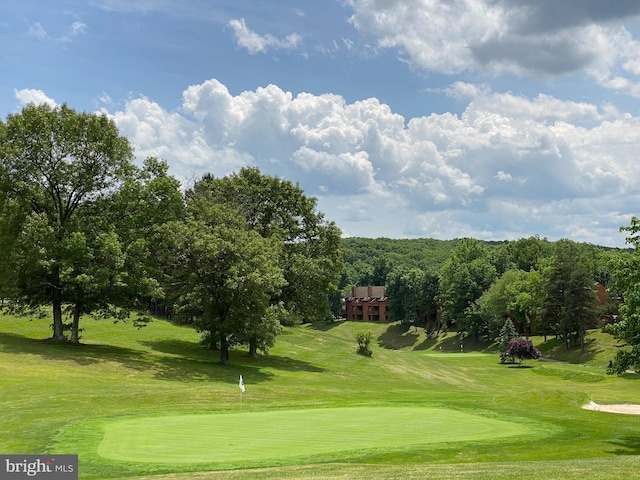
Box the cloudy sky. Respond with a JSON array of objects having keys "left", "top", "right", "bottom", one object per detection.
[{"left": 3, "top": 1, "right": 640, "bottom": 247}]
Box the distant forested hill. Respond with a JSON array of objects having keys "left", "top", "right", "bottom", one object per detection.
[
  {"left": 339, "top": 237, "right": 464, "bottom": 293},
  {"left": 339, "top": 236, "right": 626, "bottom": 292},
  {"left": 342, "top": 237, "right": 460, "bottom": 274}
]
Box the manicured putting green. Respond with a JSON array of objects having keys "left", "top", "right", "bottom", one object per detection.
[{"left": 98, "top": 406, "right": 532, "bottom": 463}]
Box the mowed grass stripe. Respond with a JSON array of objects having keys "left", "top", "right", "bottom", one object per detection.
[{"left": 97, "top": 407, "right": 532, "bottom": 463}]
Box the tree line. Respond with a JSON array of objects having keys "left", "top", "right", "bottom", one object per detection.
[
  {"left": 0, "top": 104, "right": 343, "bottom": 364},
  {"left": 341, "top": 232, "right": 640, "bottom": 372}
]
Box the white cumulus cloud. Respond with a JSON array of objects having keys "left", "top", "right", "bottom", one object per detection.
[
  {"left": 101, "top": 77, "right": 640, "bottom": 245},
  {"left": 228, "top": 18, "right": 302, "bottom": 54},
  {"left": 14, "top": 88, "right": 57, "bottom": 108}
]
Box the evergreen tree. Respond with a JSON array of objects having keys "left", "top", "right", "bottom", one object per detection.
[
  {"left": 498, "top": 318, "right": 518, "bottom": 363},
  {"left": 540, "top": 240, "right": 598, "bottom": 351}
]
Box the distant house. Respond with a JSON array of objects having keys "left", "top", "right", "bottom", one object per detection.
[{"left": 342, "top": 286, "right": 389, "bottom": 322}]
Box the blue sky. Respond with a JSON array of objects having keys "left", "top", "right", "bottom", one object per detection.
[{"left": 3, "top": 0, "right": 640, "bottom": 247}]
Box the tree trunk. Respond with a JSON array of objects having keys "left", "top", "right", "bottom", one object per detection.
[
  {"left": 248, "top": 339, "right": 259, "bottom": 358},
  {"left": 51, "top": 267, "right": 65, "bottom": 341},
  {"left": 70, "top": 306, "right": 81, "bottom": 343},
  {"left": 219, "top": 333, "right": 230, "bottom": 366}
]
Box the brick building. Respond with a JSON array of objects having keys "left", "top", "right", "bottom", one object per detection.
[{"left": 342, "top": 286, "right": 389, "bottom": 322}]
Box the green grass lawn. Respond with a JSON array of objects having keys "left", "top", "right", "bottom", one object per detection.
[
  {"left": 1, "top": 314, "right": 640, "bottom": 479},
  {"left": 97, "top": 407, "right": 532, "bottom": 464}
]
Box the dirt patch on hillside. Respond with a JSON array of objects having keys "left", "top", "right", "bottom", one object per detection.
[{"left": 583, "top": 401, "right": 640, "bottom": 415}]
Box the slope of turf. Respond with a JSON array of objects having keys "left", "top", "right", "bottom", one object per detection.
[{"left": 2, "top": 314, "right": 640, "bottom": 479}]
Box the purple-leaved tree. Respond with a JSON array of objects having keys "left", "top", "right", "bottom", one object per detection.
[{"left": 507, "top": 337, "right": 542, "bottom": 365}]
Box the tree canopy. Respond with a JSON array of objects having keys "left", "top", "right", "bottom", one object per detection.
[
  {"left": 156, "top": 168, "right": 343, "bottom": 363},
  {"left": 539, "top": 240, "right": 598, "bottom": 351},
  {"left": 386, "top": 266, "right": 439, "bottom": 326},
  {"left": 507, "top": 337, "right": 542, "bottom": 365},
  {"left": 187, "top": 168, "right": 344, "bottom": 325},
  {"left": 607, "top": 217, "right": 640, "bottom": 373},
  {"left": 158, "top": 204, "right": 286, "bottom": 365},
  {"left": 0, "top": 103, "right": 140, "bottom": 341},
  {"left": 438, "top": 238, "right": 497, "bottom": 332}
]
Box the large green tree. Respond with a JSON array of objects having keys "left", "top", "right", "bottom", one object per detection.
[
  {"left": 187, "top": 168, "right": 344, "bottom": 326},
  {"left": 471, "top": 269, "right": 518, "bottom": 341},
  {"left": 159, "top": 204, "right": 286, "bottom": 365},
  {"left": 507, "top": 269, "right": 544, "bottom": 336},
  {"left": 0, "top": 103, "right": 136, "bottom": 341},
  {"left": 386, "top": 266, "right": 439, "bottom": 327},
  {"left": 507, "top": 236, "right": 549, "bottom": 272},
  {"left": 104, "top": 157, "right": 185, "bottom": 245},
  {"left": 540, "top": 240, "right": 598, "bottom": 351},
  {"left": 472, "top": 268, "right": 544, "bottom": 342},
  {"left": 101, "top": 157, "right": 185, "bottom": 317},
  {"left": 607, "top": 217, "right": 640, "bottom": 373},
  {"left": 438, "top": 238, "right": 497, "bottom": 331}
]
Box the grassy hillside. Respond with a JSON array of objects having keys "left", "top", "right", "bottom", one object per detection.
[{"left": 1, "top": 314, "right": 639, "bottom": 479}]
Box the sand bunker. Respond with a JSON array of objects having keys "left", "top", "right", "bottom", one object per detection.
[{"left": 583, "top": 401, "right": 640, "bottom": 415}]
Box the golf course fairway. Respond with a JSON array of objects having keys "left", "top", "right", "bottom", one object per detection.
[{"left": 97, "top": 406, "right": 533, "bottom": 464}]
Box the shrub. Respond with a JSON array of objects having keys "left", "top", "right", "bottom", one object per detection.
[{"left": 356, "top": 330, "right": 373, "bottom": 357}]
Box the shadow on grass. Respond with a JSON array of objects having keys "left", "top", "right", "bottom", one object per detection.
[
  {"left": 266, "top": 353, "right": 328, "bottom": 373},
  {"left": 141, "top": 339, "right": 327, "bottom": 374},
  {"left": 537, "top": 337, "right": 601, "bottom": 364},
  {"left": 433, "top": 333, "right": 498, "bottom": 354},
  {"left": 0, "top": 332, "right": 319, "bottom": 383},
  {"left": 140, "top": 339, "right": 211, "bottom": 359},
  {"left": 0, "top": 332, "right": 223, "bottom": 382},
  {"left": 413, "top": 336, "right": 439, "bottom": 351},
  {"left": 0, "top": 332, "right": 148, "bottom": 366},
  {"left": 434, "top": 333, "right": 466, "bottom": 352},
  {"left": 607, "top": 436, "right": 640, "bottom": 455},
  {"left": 377, "top": 323, "right": 419, "bottom": 350},
  {"left": 507, "top": 364, "right": 534, "bottom": 369},
  {"left": 308, "top": 319, "right": 344, "bottom": 332}
]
